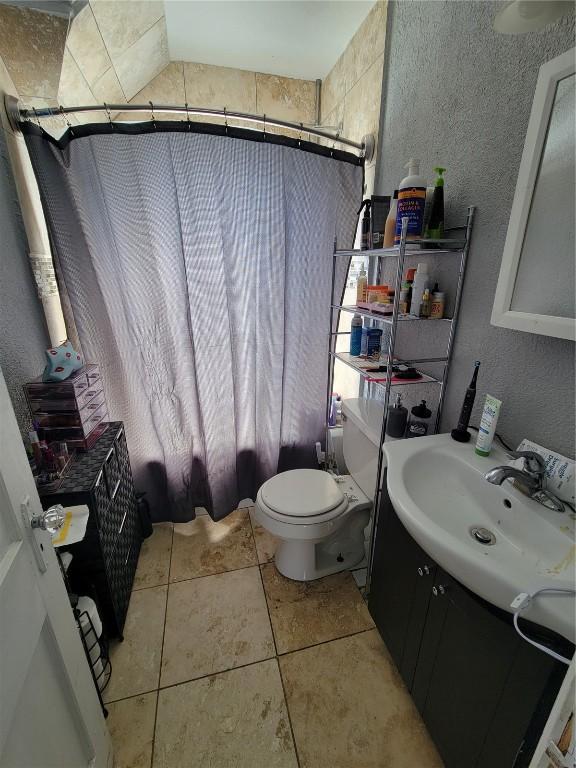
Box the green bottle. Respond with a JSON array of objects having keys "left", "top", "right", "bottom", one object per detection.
[{"left": 424, "top": 167, "right": 445, "bottom": 242}]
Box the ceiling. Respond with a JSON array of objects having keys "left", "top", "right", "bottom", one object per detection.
[{"left": 164, "top": 0, "right": 375, "bottom": 81}]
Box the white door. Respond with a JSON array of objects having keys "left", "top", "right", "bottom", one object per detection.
[{"left": 0, "top": 367, "right": 112, "bottom": 768}]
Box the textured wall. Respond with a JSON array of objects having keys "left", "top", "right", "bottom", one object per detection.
[
  {"left": 376, "top": 0, "right": 575, "bottom": 458},
  {"left": 0, "top": 126, "right": 50, "bottom": 435}
]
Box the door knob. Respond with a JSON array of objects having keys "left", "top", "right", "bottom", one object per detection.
[
  {"left": 432, "top": 585, "right": 446, "bottom": 597},
  {"left": 31, "top": 504, "right": 65, "bottom": 534},
  {"left": 417, "top": 565, "right": 431, "bottom": 576}
]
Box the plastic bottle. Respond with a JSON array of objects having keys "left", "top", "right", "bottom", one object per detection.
[
  {"left": 356, "top": 266, "right": 367, "bottom": 304},
  {"left": 350, "top": 314, "right": 363, "bottom": 356},
  {"left": 409, "top": 263, "right": 429, "bottom": 316},
  {"left": 383, "top": 190, "right": 398, "bottom": 248},
  {"left": 386, "top": 393, "right": 408, "bottom": 438},
  {"left": 419, "top": 288, "right": 431, "bottom": 318},
  {"left": 358, "top": 199, "right": 372, "bottom": 250},
  {"left": 423, "top": 167, "right": 446, "bottom": 243},
  {"left": 430, "top": 289, "right": 445, "bottom": 319},
  {"left": 394, "top": 159, "right": 428, "bottom": 245}
]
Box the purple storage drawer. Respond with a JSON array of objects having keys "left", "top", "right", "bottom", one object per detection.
[
  {"left": 40, "top": 401, "right": 108, "bottom": 440},
  {"left": 34, "top": 391, "right": 106, "bottom": 428}
]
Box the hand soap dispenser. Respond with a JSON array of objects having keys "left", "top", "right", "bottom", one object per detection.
[{"left": 386, "top": 393, "right": 408, "bottom": 438}]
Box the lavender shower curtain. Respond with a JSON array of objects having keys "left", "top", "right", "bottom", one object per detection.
[{"left": 24, "top": 122, "right": 362, "bottom": 521}]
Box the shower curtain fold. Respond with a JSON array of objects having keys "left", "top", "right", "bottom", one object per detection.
[{"left": 24, "top": 124, "right": 362, "bottom": 521}]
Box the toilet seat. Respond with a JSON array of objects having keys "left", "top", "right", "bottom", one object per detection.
[{"left": 257, "top": 469, "right": 356, "bottom": 526}]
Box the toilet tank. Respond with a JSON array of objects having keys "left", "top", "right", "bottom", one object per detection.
[{"left": 341, "top": 398, "right": 385, "bottom": 499}]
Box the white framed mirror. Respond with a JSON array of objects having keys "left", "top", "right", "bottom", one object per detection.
[{"left": 491, "top": 47, "right": 575, "bottom": 341}]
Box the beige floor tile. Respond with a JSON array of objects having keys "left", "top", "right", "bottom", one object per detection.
[
  {"left": 280, "top": 630, "right": 443, "bottom": 768},
  {"left": 170, "top": 509, "right": 257, "bottom": 581},
  {"left": 160, "top": 567, "right": 274, "bottom": 687},
  {"left": 133, "top": 523, "right": 173, "bottom": 590},
  {"left": 249, "top": 508, "right": 277, "bottom": 564},
  {"left": 154, "top": 659, "right": 298, "bottom": 768},
  {"left": 104, "top": 586, "right": 167, "bottom": 703},
  {"left": 107, "top": 691, "right": 157, "bottom": 768},
  {"left": 261, "top": 564, "right": 374, "bottom": 654}
]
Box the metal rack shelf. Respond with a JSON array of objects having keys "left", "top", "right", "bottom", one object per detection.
[
  {"left": 334, "top": 304, "right": 453, "bottom": 325},
  {"left": 325, "top": 206, "right": 476, "bottom": 597},
  {"left": 330, "top": 352, "right": 442, "bottom": 385},
  {"left": 334, "top": 239, "right": 467, "bottom": 259}
]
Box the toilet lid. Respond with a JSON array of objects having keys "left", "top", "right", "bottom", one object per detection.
[{"left": 260, "top": 469, "right": 345, "bottom": 517}]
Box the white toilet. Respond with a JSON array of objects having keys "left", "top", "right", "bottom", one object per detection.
[{"left": 254, "top": 397, "right": 385, "bottom": 581}]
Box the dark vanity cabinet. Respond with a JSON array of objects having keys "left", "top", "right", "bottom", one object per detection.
[{"left": 369, "top": 482, "right": 572, "bottom": 768}]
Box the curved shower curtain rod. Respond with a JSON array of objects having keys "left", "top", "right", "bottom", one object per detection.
[{"left": 7, "top": 96, "right": 375, "bottom": 160}]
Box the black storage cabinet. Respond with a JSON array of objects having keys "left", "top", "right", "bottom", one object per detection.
[{"left": 40, "top": 422, "right": 142, "bottom": 639}]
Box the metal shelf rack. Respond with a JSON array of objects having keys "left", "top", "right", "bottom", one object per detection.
[{"left": 325, "top": 206, "right": 475, "bottom": 595}]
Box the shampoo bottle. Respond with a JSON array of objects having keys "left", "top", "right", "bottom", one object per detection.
[
  {"left": 394, "top": 159, "right": 427, "bottom": 244},
  {"left": 383, "top": 190, "right": 398, "bottom": 248},
  {"left": 423, "top": 167, "right": 446, "bottom": 244}
]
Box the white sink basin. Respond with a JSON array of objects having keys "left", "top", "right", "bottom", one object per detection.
[{"left": 384, "top": 433, "right": 575, "bottom": 642}]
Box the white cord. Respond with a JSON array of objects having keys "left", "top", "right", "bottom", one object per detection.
[{"left": 511, "top": 588, "right": 575, "bottom": 665}]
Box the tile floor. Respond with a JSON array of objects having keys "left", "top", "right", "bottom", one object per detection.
[{"left": 106, "top": 509, "right": 443, "bottom": 768}]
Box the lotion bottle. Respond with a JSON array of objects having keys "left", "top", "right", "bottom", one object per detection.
[{"left": 394, "top": 159, "right": 427, "bottom": 244}]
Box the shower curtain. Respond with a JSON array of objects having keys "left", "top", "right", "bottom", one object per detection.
[{"left": 24, "top": 122, "right": 362, "bottom": 521}]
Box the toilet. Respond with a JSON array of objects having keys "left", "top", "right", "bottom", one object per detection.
[{"left": 254, "top": 397, "right": 385, "bottom": 581}]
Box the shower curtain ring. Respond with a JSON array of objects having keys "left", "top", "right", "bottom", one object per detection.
[
  {"left": 104, "top": 103, "right": 113, "bottom": 130},
  {"left": 331, "top": 128, "right": 340, "bottom": 158},
  {"left": 224, "top": 106, "right": 228, "bottom": 135},
  {"left": 32, "top": 106, "right": 41, "bottom": 127},
  {"left": 60, "top": 105, "right": 75, "bottom": 136},
  {"left": 149, "top": 101, "right": 156, "bottom": 129},
  {"left": 298, "top": 122, "right": 303, "bottom": 147},
  {"left": 185, "top": 102, "right": 191, "bottom": 131},
  {"left": 263, "top": 113, "right": 267, "bottom": 140}
]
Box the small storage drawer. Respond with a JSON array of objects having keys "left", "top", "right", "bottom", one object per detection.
[
  {"left": 34, "top": 391, "right": 106, "bottom": 428},
  {"left": 104, "top": 443, "right": 121, "bottom": 500},
  {"left": 25, "top": 364, "right": 100, "bottom": 400},
  {"left": 115, "top": 427, "right": 130, "bottom": 470},
  {"left": 28, "top": 384, "right": 103, "bottom": 413},
  {"left": 40, "top": 402, "right": 108, "bottom": 440},
  {"left": 99, "top": 470, "right": 136, "bottom": 565}
]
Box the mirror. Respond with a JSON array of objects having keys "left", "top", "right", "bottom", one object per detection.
[{"left": 491, "top": 48, "right": 575, "bottom": 340}]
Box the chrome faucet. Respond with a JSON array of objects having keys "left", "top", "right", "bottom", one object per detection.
[{"left": 484, "top": 450, "right": 565, "bottom": 512}]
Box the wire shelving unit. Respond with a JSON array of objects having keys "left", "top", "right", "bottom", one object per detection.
[{"left": 326, "top": 206, "right": 476, "bottom": 595}]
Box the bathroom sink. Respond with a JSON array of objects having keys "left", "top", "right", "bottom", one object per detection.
[{"left": 384, "top": 434, "right": 576, "bottom": 642}]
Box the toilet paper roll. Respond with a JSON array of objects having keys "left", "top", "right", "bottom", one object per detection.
[
  {"left": 77, "top": 596, "right": 103, "bottom": 668},
  {"left": 77, "top": 596, "right": 103, "bottom": 639}
]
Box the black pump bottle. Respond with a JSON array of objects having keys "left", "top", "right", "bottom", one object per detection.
[
  {"left": 358, "top": 199, "right": 372, "bottom": 250},
  {"left": 451, "top": 361, "right": 480, "bottom": 443}
]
